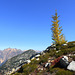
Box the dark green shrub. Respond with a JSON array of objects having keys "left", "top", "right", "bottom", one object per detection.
[
  {"left": 71, "top": 56, "right": 75, "bottom": 61},
  {"left": 55, "top": 51, "right": 63, "bottom": 57},
  {"left": 22, "top": 64, "right": 37, "bottom": 75},
  {"left": 30, "top": 59, "right": 40, "bottom": 64},
  {"left": 56, "top": 69, "right": 73, "bottom": 75},
  {"left": 14, "top": 72, "right": 22, "bottom": 75},
  {"left": 39, "top": 53, "right": 50, "bottom": 63}
]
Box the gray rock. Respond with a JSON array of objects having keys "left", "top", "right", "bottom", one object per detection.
[
  {"left": 59, "top": 56, "right": 69, "bottom": 68},
  {"left": 67, "top": 61, "right": 75, "bottom": 71}
]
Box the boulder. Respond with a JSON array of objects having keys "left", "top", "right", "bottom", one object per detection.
[
  {"left": 67, "top": 61, "right": 75, "bottom": 71},
  {"left": 26, "top": 60, "right": 31, "bottom": 64},
  {"left": 59, "top": 56, "right": 69, "bottom": 68},
  {"left": 62, "top": 56, "right": 68, "bottom": 61},
  {"left": 35, "top": 54, "right": 40, "bottom": 58},
  {"left": 62, "top": 44, "right": 67, "bottom": 46},
  {"left": 45, "top": 63, "right": 51, "bottom": 68}
]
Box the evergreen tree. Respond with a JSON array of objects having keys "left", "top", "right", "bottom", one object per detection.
[{"left": 51, "top": 11, "right": 66, "bottom": 45}]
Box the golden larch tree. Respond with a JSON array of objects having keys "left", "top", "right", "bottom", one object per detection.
[{"left": 51, "top": 11, "right": 66, "bottom": 45}]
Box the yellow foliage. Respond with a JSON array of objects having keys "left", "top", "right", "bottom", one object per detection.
[{"left": 51, "top": 11, "right": 66, "bottom": 45}]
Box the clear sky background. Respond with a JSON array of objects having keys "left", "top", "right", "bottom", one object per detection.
[{"left": 0, "top": 0, "right": 75, "bottom": 51}]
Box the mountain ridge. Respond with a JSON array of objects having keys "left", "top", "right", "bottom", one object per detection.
[
  {"left": 0, "top": 48, "right": 23, "bottom": 65},
  {"left": 0, "top": 50, "right": 37, "bottom": 74},
  {"left": 0, "top": 48, "right": 40, "bottom": 66}
]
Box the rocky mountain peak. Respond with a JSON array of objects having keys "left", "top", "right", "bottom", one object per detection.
[{"left": 0, "top": 48, "right": 23, "bottom": 65}]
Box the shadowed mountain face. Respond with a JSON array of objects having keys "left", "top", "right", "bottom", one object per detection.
[
  {"left": 0, "top": 48, "right": 23, "bottom": 65},
  {"left": 0, "top": 50, "right": 37, "bottom": 74}
]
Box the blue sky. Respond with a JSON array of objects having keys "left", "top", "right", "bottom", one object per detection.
[{"left": 0, "top": 0, "right": 75, "bottom": 51}]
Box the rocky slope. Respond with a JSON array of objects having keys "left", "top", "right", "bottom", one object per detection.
[
  {"left": 0, "top": 50, "right": 36, "bottom": 74},
  {"left": 12, "top": 41, "right": 75, "bottom": 75},
  {"left": 0, "top": 48, "right": 23, "bottom": 65}
]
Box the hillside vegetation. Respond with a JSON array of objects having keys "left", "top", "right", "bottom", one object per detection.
[{"left": 11, "top": 41, "right": 75, "bottom": 75}]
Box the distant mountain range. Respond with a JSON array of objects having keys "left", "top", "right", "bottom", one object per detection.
[
  {"left": 0, "top": 48, "right": 40, "bottom": 65},
  {"left": 0, "top": 48, "right": 23, "bottom": 66},
  {"left": 0, "top": 50, "right": 37, "bottom": 74}
]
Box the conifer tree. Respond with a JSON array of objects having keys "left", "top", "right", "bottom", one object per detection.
[{"left": 51, "top": 11, "right": 66, "bottom": 45}]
